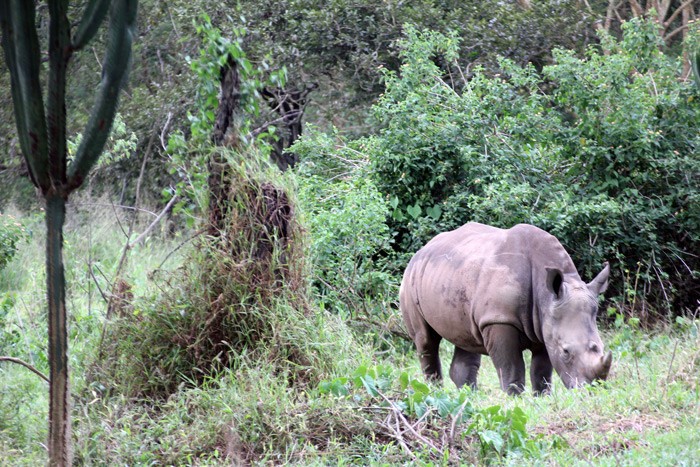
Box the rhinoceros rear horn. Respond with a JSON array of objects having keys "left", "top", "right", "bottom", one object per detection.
[
  {"left": 597, "top": 351, "right": 612, "bottom": 380},
  {"left": 588, "top": 262, "right": 610, "bottom": 296}
]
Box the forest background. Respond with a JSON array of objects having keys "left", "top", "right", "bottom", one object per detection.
[{"left": 0, "top": 0, "right": 699, "bottom": 464}]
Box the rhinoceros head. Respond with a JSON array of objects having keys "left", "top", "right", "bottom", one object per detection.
[{"left": 541, "top": 263, "right": 612, "bottom": 389}]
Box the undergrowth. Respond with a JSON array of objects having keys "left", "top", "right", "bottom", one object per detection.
[{"left": 0, "top": 163, "right": 698, "bottom": 465}]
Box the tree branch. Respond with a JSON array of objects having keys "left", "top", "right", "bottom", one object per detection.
[
  {"left": 72, "top": 0, "right": 111, "bottom": 50},
  {"left": 663, "top": 0, "right": 696, "bottom": 29},
  {"left": 128, "top": 193, "right": 178, "bottom": 248},
  {"left": 0, "top": 1, "right": 50, "bottom": 191},
  {"left": 67, "top": 0, "right": 137, "bottom": 192},
  {"left": 0, "top": 356, "right": 50, "bottom": 383}
]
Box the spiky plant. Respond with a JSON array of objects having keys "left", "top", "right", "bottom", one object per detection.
[{"left": 0, "top": 1, "right": 136, "bottom": 464}]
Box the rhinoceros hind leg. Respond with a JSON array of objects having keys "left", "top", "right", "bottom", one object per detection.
[
  {"left": 483, "top": 324, "right": 526, "bottom": 395},
  {"left": 530, "top": 349, "right": 553, "bottom": 395},
  {"left": 449, "top": 347, "right": 481, "bottom": 390},
  {"left": 413, "top": 325, "right": 443, "bottom": 382}
]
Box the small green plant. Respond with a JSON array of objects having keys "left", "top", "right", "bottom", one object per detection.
[
  {"left": 318, "top": 364, "right": 561, "bottom": 462},
  {"left": 608, "top": 306, "right": 651, "bottom": 357},
  {"left": 0, "top": 213, "right": 27, "bottom": 271},
  {"left": 318, "top": 364, "right": 472, "bottom": 420},
  {"left": 607, "top": 305, "right": 655, "bottom": 383},
  {"left": 467, "top": 405, "right": 555, "bottom": 461}
]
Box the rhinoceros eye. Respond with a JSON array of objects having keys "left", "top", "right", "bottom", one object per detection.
[{"left": 561, "top": 347, "right": 572, "bottom": 362}]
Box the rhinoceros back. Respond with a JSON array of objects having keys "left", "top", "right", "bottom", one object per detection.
[{"left": 399, "top": 222, "right": 577, "bottom": 353}]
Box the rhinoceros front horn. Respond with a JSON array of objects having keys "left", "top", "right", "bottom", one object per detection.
[{"left": 597, "top": 351, "right": 613, "bottom": 380}]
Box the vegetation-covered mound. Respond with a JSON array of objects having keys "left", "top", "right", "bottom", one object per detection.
[{"left": 93, "top": 150, "right": 329, "bottom": 398}]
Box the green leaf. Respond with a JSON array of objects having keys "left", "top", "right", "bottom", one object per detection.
[
  {"left": 426, "top": 204, "right": 442, "bottom": 220},
  {"left": 426, "top": 393, "right": 454, "bottom": 417},
  {"left": 353, "top": 365, "right": 368, "bottom": 378},
  {"left": 391, "top": 208, "right": 405, "bottom": 221},
  {"left": 360, "top": 375, "right": 379, "bottom": 397},
  {"left": 480, "top": 430, "right": 504, "bottom": 453},
  {"left": 410, "top": 379, "right": 430, "bottom": 395},
  {"left": 389, "top": 196, "right": 399, "bottom": 209},
  {"left": 399, "top": 371, "right": 409, "bottom": 391},
  {"left": 406, "top": 203, "right": 421, "bottom": 219}
]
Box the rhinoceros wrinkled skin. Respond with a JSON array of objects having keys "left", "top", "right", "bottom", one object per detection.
[{"left": 400, "top": 222, "right": 612, "bottom": 395}]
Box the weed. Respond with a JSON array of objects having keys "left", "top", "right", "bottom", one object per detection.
[{"left": 0, "top": 212, "right": 27, "bottom": 272}]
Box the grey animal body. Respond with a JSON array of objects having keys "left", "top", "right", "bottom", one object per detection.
[{"left": 400, "top": 222, "right": 612, "bottom": 395}]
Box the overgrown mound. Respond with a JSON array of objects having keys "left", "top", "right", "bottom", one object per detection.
[{"left": 94, "top": 151, "right": 323, "bottom": 398}]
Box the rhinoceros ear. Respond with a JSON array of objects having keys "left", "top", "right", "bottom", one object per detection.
[
  {"left": 546, "top": 267, "right": 564, "bottom": 299},
  {"left": 588, "top": 262, "right": 610, "bottom": 296}
]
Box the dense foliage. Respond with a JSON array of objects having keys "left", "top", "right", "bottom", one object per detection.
[
  {"left": 0, "top": 0, "right": 601, "bottom": 209},
  {"left": 312, "top": 20, "right": 700, "bottom": 317},
  {"left": 240, "top": 0, "right": 597, "bottom": 102},
  {"left": 292, "top": 128, "right": 396, "bottom": 319}
]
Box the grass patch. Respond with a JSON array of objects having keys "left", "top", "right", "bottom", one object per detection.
[{"left": 1, "top": 189, "right": 698, "bottom": 465}]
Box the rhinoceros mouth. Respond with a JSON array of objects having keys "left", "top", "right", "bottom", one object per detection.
[
  {"left": 559, "top": 350, "right": 613, "bottom": 388},
  {"left": 560, "top": 373, "right": 589, "bottom": 389}
]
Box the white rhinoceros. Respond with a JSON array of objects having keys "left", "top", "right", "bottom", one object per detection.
[{"left": 400, "top": 222, "right": 612, "bottom": 395}]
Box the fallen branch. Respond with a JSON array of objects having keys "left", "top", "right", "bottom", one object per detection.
[
  {"left": 89, "top": 263, "right": 110, "bottom": 304},
  {"left": 385, "top": 411, "right": 417, "bottom": 461},
  {"left": 375, "top": 387, "right": 442, "bottom": 456},
  {"left": 0, "top": 356, "right": 49, "bottom": 383}
]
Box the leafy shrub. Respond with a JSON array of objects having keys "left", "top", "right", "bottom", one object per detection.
[
  {"left": 319, "top": 364, "right": 473, "bottom": 420},
  {"left": 292, "top": 127, "right": 396, "bottom": 317},
  {"left": 361, "top": 22, "right": 700, "bottom": 317},
  {"left": 0, "top": 213, "right": 27, "bottom": 272},
  {"left": 468, "top": 404, "right": 554, "bottom": 461},
  {"left": 166, "top": 15, "right": 286, "bottom": 224}
]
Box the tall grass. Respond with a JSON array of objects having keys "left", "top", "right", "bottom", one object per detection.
[{"left": 0, "top": 194, "right": 187, "bottom": 464}]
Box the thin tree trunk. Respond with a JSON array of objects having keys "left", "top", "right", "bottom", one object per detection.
[
  {"left": 208, "top": 55, "right": 240, "bottom": 237},
  {"left": 680, "top": 2, "right": 691, "bottom": 77},
  {"left": 46, "top": 193, "right": 71, "bottom": 466}
]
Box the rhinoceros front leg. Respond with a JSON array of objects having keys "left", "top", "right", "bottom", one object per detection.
[
  {"left": 449, "top": 347, "right": 481, "bottom": 389},
  {"left": 530, "top": 348, "right": 553, "bottom": 395},
  {"left": 483, "top": 324, "right": 526, "bottom": 395}
]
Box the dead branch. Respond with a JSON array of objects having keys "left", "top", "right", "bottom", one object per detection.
[
  {"left": 128, "top": 194, "right": 178, "bottom": 248},
  {"left": 376, "top": 388, "right": 442, "bottom": 456},
  {"left": 89, "top": 263, "right": 110, "bottom": 304},
  {"left": 156, "top": 227, "right": 207, "bottom": 270},
  {"left": 663, "top": 0, "right": 696, "bottom": 29}
]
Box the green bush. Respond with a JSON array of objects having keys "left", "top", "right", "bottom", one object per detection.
[
  {"left": 292, "top": 127, "right": 397, "bottom": 318},
  {"left": 0, "top": 213, "right": 27, "bottom": 272},
  {"left": 325, "top": 21, "right": 699, "bottom": 317}
]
